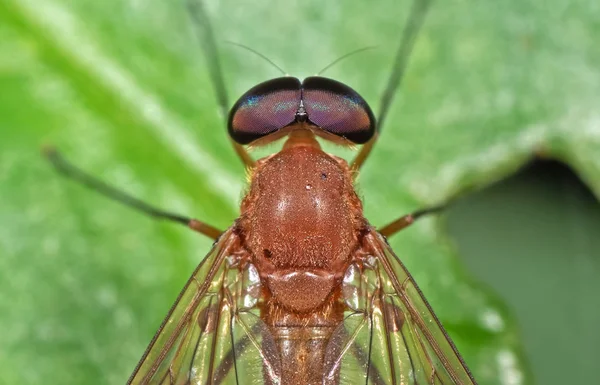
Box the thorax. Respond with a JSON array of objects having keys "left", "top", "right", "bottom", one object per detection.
[{"left": 238, "top": 143, "right": 365, "bottom": 313}]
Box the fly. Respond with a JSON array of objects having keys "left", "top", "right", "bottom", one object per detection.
[{"left": 45, "top": 0, "right": 477, "bottom": 383}]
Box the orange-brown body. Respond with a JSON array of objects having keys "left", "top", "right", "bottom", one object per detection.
[{"left": 235, "top": 125, "right": 369, "bottom": 384}]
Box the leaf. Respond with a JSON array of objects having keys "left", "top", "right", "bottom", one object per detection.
[
  {"left": 447, "top": 160, "right": 600, "bottom": 385},
  {"left": 1, "top": 0, "right": 596, "bottom": 384}
]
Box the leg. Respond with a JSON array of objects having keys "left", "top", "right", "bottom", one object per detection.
[
  {"left": 351, "top": 0, "right": 432, "bottom": 172},
  {"left": 378, "top": 205, "right": 443, "bottom": 238},
  {"left": 186, "top": 0, "right": 255, "bottom": 169},
  {"left": 43, "top": 147, "right": 223, "bottom": 240}
]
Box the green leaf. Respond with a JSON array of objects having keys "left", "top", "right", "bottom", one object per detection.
[
  {"left": 447, "top": 160, "right": 600, "bottom": 385},
  {"left": 1, "top": 0, "right": 596, "bottom": 384}
]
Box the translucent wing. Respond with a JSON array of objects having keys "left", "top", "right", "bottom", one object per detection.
[
  {"left": 324, "top": 231, "right": 477, "bottom": 385},
  {"left": 127, "top": 228, "right": 282, "bottom": 385}
]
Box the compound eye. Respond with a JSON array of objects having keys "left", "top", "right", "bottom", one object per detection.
[
  {"left": 228, "top": 77, "right": 302, "bottom": 144},
  {"left": 302, "top": 76, "right": 375, "bottom": 144}
]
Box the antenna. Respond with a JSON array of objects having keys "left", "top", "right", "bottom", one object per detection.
[
  {"left": 225, "top": 41, "right": 287, "bottom": 76},
  {"left": 316, "top": 46, "right": 378, "bottom": 76}
]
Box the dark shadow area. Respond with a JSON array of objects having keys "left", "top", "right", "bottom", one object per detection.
[{"left": 446, "top": 159, "right": 600, "bottom": 385}]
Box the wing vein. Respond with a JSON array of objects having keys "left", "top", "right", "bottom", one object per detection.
[
  {"left": 207, "top": 286, "right": 228, "bottom": 385},
  {"left": 234, "top": 312, "right": 280, "bottom": 382},
  {"left": 366, "top": 232, "right": 475, "bottom": 384},
  {"left": 364, "top": 306, "right": 375, "bottom": 385},
  {"left": 132, "top": 230, "right": 238, "bottom": 384}
]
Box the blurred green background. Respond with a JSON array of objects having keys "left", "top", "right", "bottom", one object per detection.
[
  {"left": 448, "top": 160, "right": 600, "bottom": 385},
  {"left": 0, "top": 0, "right": 598, "bottom": 384}
]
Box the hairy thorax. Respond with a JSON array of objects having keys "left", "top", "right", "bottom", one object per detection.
[{"left": 238, "top": 143, "right": 365, "bottom": 313}]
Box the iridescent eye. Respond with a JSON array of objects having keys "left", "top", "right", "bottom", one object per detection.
[
  {"left": 302, "top": 77, "right": 375, "bottom": 144},
  {"left": 228, "top": 76, "right": 375, "bottom": 145},
  {"left": 228, "top": 77, "right": 302, "bottom": 144}
]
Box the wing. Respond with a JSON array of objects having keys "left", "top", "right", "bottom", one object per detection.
[
  {"left": 323, "top": 231, "right": 477, "bottom": 385},
  {"left": 127, "top": 228, "right": 282, "bottom": 385}
]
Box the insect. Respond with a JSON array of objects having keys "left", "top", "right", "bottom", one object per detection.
[{"left": 45, "top": 0, "right": 477, "bottom": 383}]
